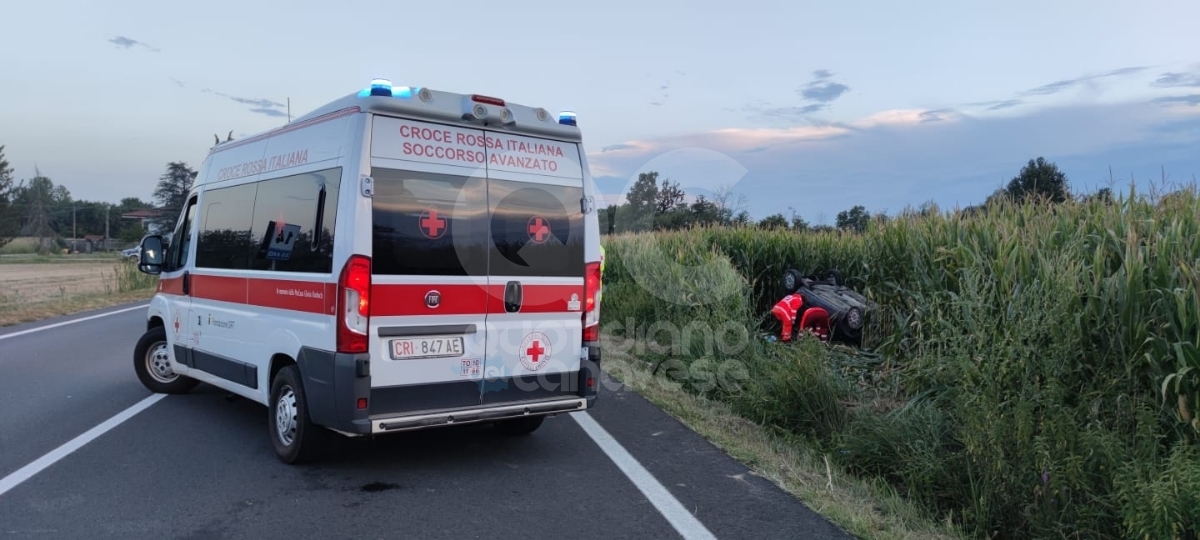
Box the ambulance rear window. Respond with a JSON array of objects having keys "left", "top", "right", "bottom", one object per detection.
[
  {"left": 370, "top": 168, "right": 488, "bottom": 276},
  {"left": 487, "top": 180, "right": 584, "bottom": 278}
]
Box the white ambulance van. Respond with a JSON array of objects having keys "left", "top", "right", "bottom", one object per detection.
[{"left": 132, "top": 79, "right": 603, "bottom": 464}]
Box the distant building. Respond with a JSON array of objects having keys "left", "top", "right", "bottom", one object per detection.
[
  {"left": 66, "top": 235, "right": 109, "bottom": 253},
  {"left": 120, "top": 208, "right": 174, "bottom": 235}
]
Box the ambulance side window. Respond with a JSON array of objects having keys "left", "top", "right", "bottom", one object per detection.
[
  {"left": 195, "top": 183, "right": 256, "bottom": 270},
  {"left": 247, "top": 167, "right": 342, "bottom": 273},
  {"left": 167, "top": 196, "right": 198, "bottom": 271}
]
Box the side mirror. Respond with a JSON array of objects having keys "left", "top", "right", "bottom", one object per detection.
[{"left": 138, "top": 235, "right": 165, "bottom": 275}]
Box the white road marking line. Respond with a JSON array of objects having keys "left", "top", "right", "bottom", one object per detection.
[
  {"left": 570, "top": 411, "right": 718, "bottom": 540},
  {"left": 0, "top": 393, "right": 166, "bottom": 498},
  {"left": 0, "top": 304, "right": 148, "bottom": 342}
]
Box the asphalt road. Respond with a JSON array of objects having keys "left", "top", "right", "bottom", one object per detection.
[{"left": 0, "top": 303, "right": 853, "bottom": 540}]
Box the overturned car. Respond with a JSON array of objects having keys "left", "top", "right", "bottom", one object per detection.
[{"left": 772, "top": 268, "right": 873, "bottom": 346}]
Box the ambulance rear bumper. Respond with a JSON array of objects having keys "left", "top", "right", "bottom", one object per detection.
[{"left": 369, "top": 397, "right": 588, "bottom": 434}]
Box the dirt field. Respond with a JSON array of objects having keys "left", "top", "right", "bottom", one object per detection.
[{"left": 0, "top": 261, "right": 129, "bottom": 304}]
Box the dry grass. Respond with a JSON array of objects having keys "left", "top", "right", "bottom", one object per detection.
[
  {"left": 0, "top": 261, "right": 125, "bottom": 304},
  {"left": 0, "top": 289, "right": 155, "bottom": 327},
  {"left": 0, "top": 259, "right": 157, "bottom": 327},
  {"left": 600, "top": 331, "right": 965, "bottom": 540}
]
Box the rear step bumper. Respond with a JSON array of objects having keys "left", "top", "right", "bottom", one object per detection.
[{"left": 370, "top": 397, "right": 589, "bottom": 434}]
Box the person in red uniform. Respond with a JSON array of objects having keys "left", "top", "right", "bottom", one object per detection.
[
  {"left": 771, "top": 293, "right": 805, "bottom": 342},
  {"left": 771, "top": 292, "right": 831, "bottom": 343}
]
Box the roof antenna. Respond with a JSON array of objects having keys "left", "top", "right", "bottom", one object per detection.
[{"left": 287, "top": 97, "right": 291, "bottom": 123}]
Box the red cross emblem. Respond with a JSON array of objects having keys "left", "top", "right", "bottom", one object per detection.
[
  {"left": 419, "top": 208, "right": 447, "bottom": 239},
  {"left": 519, "top": 331, "right": 551, "bottom": 371},
  {"left": 526, "top": 341, "right": 545, "bottom": 363},
  {"left": 527, "top": 216, "right": 550, "bottom": 244}
]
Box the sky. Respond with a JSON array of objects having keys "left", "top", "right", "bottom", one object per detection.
[{"left": 2, "top": 0, "right": 1199, "bottom": 224}]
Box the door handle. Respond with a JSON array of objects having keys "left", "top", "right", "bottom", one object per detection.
[
  {"left": 504, "top": 281, "right": 522, "bottom": 313},
  {"left": 182, "top": 270, "right": 191, "bottom": 296}
]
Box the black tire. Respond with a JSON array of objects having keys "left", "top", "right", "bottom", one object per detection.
[
  {"left": 493, "top": 415, "right": 545, "bottom": 436},
  {"left": 782, "top": 269, "right": 804, "bottom": 295},
  {"left": 268, "top": 364, "right": 329, "bottom": 464},
  {"left": 823, "top": 269, "right": 845, "bottom": 287},
  {"left": 133, "top": 325, "right": 198, "bottom": 394}
]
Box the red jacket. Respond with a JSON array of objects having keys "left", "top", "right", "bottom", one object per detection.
[{"left": 771, "top": 294, "right": 804, "bottom": 341}]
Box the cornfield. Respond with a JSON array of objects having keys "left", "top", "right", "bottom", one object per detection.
[{"left": 600, "top": 183, "right": 1200, "bottom": 539}]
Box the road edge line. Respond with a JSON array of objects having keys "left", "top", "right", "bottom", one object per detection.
[
  {"left": 569, "top": 411, "right": 718, "bottom": 540},
  {"left": 0, "top": 304, "right": 148, "bottom": 342},
  {"left": 0, "top": 393, "right": 167, "bottom": 498}
]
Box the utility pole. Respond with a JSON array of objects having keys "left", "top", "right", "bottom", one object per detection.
[
  {"left": 72, "top": 202, "right": 76, "bottom": 253},
  {"left": 105, "top": 203, "right": 111, "bottom": 250}
]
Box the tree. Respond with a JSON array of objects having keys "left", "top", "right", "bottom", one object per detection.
[
  {"left": 836, "top": 205, "right": 871, "bottom": 233},
  {"left": 758, "top": 213, "right": 789, "bottom": 230},
  {"left": 15, "top": 170, "right": 68, "bottom": 253},
  {"left": 712, "top": 184, "right": 745, "bottom": 226},
  {"left": 153, "top": 161, "right": 197, "bottom": 213},
  {"left": 655, "top": 177, "right": 686, "bottom": 215},
  {"left": 1005, "top": 157, "right": 1070, "bottom": 204},
  {"left": 620, "top": 171, "right": 659, "bottom": 233},
  {"left": 0, "top": 145, "right": 18, "bottom": 248}
]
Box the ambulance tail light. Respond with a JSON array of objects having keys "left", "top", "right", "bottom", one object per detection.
[
  {"left": 582, "top": 261, "right": 601, "bottom": 342},
  {"left": 338, "top": 255, "right": 371, "bottom": 354}
]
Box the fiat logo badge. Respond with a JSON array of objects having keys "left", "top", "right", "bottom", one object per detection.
[{"left": 425, "top": 290, "right": 441, "bottom": 309}]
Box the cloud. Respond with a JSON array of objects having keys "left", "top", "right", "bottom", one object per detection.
[
  {"left": 201, "top": 88, "right": 287, "bottom": 117},
  {"left": 107, "top": 36, "right": 160, "bottom": 52},
  {"left": 1153, "top": 70, "right": 1200, "bottom": 88},
  {"left": 1154, "top": 94, "right": 1200, "bottom": 106},
  {"left": 587, "top": 99, "right": 1200, "bottom": 223},
  {"left": 986, "top": 100, "right": 1023, "bottom": 111},
  {"left": 249, "top": 108, "right": 289, "bottom": 118},
  {"left": 799, "top": 70, "right": 851, "bottom": 104},
  {"left": 1018, "top": 66, "right": 1149, "bottom": 97},
  {"left": 743, "top": 70, "right": 852, "bottom": 124}
]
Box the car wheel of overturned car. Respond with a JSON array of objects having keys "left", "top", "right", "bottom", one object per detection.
[
  {"left": 782, "top": 269, "right": 804, "bottom": 295},
  {"left": 269, "top": 364, "right": 329, "bottom": 464},
  {"left": 133, "top": 325, "right": 198, "bottom": 394},
  {"left": 823, "top": 269, "right": 845, "bottom": 287},
  {"left": 493, "top": 415, "right": 545, "bottom": 436}
]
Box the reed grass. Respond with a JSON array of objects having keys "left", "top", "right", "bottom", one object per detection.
[{"left": 601, "top": 182, "right": 1200, "bottom": 539}]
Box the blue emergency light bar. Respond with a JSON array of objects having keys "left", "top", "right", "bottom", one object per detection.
[
  {"left": 358, "top": 78, "right": 412, "bottom": 99},
  {"left": 558, "top": 111, "right": 577, "bottom": 126}
]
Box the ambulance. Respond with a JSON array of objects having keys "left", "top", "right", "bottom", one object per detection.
[{"left": 132, "top": 79, "right": 604, "bottom": 464}]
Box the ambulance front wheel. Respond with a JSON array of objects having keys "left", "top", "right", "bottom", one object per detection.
[
  {"left": 133, "top": 325, "right": 197, "bottom": 395},
  {"left": 269, "top": 364, "right": 329, "bottom": 464},
  {"left": 493, "top": 415, "right": 545, "bottom": 436}
]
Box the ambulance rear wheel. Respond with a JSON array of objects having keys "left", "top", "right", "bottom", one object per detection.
[
  {"left": 133, "top": 325, "right": 197, "bottom": 395},
  {"left": 493, "top": 415, "right": 545, "bottom": 436},
  {"left": 269, "top": 364, "right": 328, "bottom": 464}
]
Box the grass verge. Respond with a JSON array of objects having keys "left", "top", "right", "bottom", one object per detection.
[
  {"left": 0, "top": 261, "right": 157, "bottom": 327},
  {"left": 600, "top": 331, "right": 965, "bottom": 540},
  {"left": 0, "top": 289, "right": 155, "bottom": 327}
]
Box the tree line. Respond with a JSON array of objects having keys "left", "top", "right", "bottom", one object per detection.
[
  {"left": 599, "top": 156, "right": 1108, "bottom": 235},
  {"left": 0, "top": 144, "right": 198, "bottom": 253}
]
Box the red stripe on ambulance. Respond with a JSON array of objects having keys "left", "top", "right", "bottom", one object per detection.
[{"left": 370, "top": 284, "right": 490, "bottom": 316}]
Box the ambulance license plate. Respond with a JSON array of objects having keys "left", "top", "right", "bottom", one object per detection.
[{"left": 390, "top": 336, "right": 464, "bottom": 360}]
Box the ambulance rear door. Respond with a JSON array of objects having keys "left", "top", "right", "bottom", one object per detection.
[
  {"left": 481, "top": 131, "right": 586, "bottom": 404},
  {"left": 366, "top": 115, "right": 492, "bottom": 415}
]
